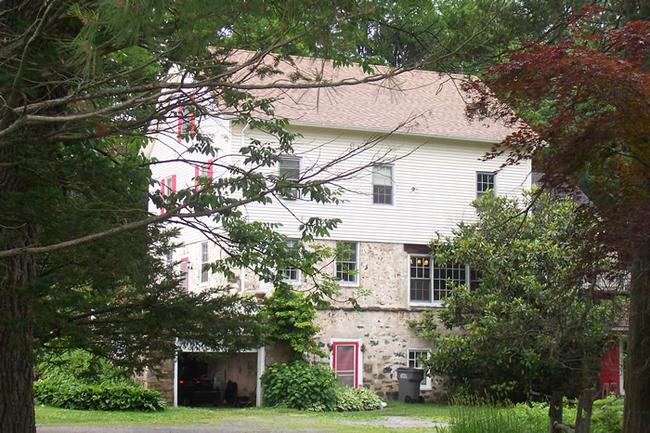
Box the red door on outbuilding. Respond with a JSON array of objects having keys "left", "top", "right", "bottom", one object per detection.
[{"left": 599, "top": 342, "right": 621, "bottom": 397}]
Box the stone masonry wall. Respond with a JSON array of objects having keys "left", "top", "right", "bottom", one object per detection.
[
  {"left": 313, "top": 309, "right": 448, "bottom": 402},
  {"left": 136, "top": 359, "right": 175, "bottom": 404}
]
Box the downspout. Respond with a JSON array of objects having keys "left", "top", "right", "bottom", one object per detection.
[{"left": 238, "top": 120, "right": 250, "bottom": 295}]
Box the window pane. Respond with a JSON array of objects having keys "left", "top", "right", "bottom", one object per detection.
[
  {"left": 281, "top": 239, "right": 300, "bottom": 281},
  {"left": 279, "top": 157, "right": 300, "bottom": 180},
  {"left": 373, "top": 165, "right": 393, "bottom": 204},
  {"left": 372, "top": 165, "right": 392, "bottom": 186},
  {"left": 407, "top": 350, "right": 430, "bottom": 386},
  {"left": 477, "top": 172, "right": 495, "bottom": 197},
  {"left": 279, "top": 157, "right": 301, "bottom": 199},
  {"left": 336, "top": 241, "right": 358, "bottom": 283},
  {"left": 200, "top": 242, "right": 209, "bottom": 283},
  {"left": 335, "top": 344, "right": 356, "bottom": 387},
  {"left": 433, "top": 262, "right": 466, "bottom": 300},
  {"left": 409, "top": 256, "right": 431, "bottom": 301}
]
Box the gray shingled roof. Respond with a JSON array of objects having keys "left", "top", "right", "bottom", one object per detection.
[{"left": 229, "top": 50, "right": 515, "bottom": 142}]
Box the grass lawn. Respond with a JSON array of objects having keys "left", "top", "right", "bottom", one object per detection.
[{"left": 36, "top": 401, "right": 453, "bottom": 432}]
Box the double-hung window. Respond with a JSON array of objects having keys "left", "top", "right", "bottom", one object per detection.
[
  {"left": 200, "top": 241, "right": 209, "bottom": 283},
  {"left": 433, "top": 262, "right": 466, "bottom": 301},
  {"left": 408, "top": 349, "right": 432, "bottom": 389},
  {"left": 178, "top": 103, "right": 196, "bottom": 141},
  {"left": 279, "top": 156, "right": 301, "bottom": 199},
  {"left": 336, "top": 241, "right": 359, "bottom": 285},
  {"left": 281, "top": 239, "right": 300, "bottom": 283},
  {"left": 372, "top": 164, "right": 393, "bottom": 204},
  {"left": 476, "top": 172, "right": 495, "bottom": 198},
  {"left": 409, "top": 256, "right": 471, "bottom": 304},
  {"left": 409, "top": 255, "right": 432, "bottom": 302}
]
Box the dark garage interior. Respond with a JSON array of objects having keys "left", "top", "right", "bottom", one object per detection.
[{"left": 177, "top": 352, "right": 258, "bottom": 407}]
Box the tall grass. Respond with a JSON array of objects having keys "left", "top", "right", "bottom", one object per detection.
[{"left": 445, "top": 404, "right": 546, "bottom": 433}]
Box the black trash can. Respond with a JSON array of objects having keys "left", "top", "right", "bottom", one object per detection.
[{"left": 396, "top": 367, "right": 424, "bottom": 403}]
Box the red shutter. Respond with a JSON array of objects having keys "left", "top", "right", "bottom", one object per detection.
[
  {"left": 179, "top": 257, "right": 190, "bottom": 290},
  {"left": 207, "top": 159, "right": 213, "bottom": 179},
  {"left": 194, "top": 165, "right": 200, "bottom": 192},
  {"left": 171, "top": 175, "right": 177, "bottom": 193}
]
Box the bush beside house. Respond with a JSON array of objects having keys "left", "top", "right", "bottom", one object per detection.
[{"left": 261, "top": 360, "right": 383, "bottom": 412}]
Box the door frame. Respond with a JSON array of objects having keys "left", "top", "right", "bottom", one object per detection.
[{"left": 330, "top": 338, "right": 363, "bottom": 388}]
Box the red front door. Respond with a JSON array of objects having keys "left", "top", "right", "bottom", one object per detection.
[{"left": 332, "top": 342, "right": 359, "bottom": 388}]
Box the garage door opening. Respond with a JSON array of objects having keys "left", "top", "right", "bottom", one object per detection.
[{"left": 176, "top": 352, "right": 258, "bottom": 407}]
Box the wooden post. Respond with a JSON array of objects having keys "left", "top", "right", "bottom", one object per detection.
[{"left": 575, "top": 388, "right": 595, "bottom": 433}]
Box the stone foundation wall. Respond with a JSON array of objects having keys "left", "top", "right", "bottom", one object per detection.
[
  {"left": 313, "top": 309, "right": 449, "bottom": 402},
  {"left": 135, "top": 359, "right": 175, "bottom": 404}
]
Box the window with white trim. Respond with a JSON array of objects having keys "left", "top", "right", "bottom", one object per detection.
[
  {"left": 200, "top": 241, "right": 209, "bottom": 283},
  {"left": 372, "top": 164, "right": 393, "bottom": 204},
  {"left": 279, "top": 156, "right": 301, "bottom": 199},
  {"left": 433, "top": 262, "right": 466, "bottom": 301},
  {"left": 408, "top": 349, "right": 431, "bottom": 389},
  {"left": 336, "top": 241, "right": 359, "bottom": 284},
  {"left": 281, "top": 239, "right": 300, "bottom": 282},
  {"left": 409, "top": 255, "right": 431, "bottom": 302},
  {"left": 163, "top": 175, "right": 175, "bottom": 196},
  {"left": 198, "top": 164, "right": 209, "bottom": 178},
  {"left": 410, "top": 256, "right": 472, "bottom": 303},
  {"left": 477, "top": 172, "right": 495, "bottom": 198}
]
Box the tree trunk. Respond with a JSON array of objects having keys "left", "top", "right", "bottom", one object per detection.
[
  {"left": 623, "top": 242, "right": 650, "bottom": 433},
  {"left": 549, "top": 391, "right": 564, "bottom": 433},
  {"left": 0, "top": 224, "right": 37, "bottom": 433}
]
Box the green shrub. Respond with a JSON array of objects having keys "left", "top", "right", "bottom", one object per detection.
[
  {"left": 34, "top": 379, "right": 166, "bottom": 411},
  {"left": 261, "top": 361, "right": 338, "bottom": 411},
  {"left": 592, "top": 396, "right": 623, "bottom": 433},
  {"left": 334, "top": 386, "right": 382, "bottom": 411},
  {"left": 36, "top": 350, "right": 133, "bottom": 385}
]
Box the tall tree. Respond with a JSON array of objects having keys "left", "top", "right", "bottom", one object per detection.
[
  {"left": 411, "top": 191, "right": 623, "bottom": 420},
  {"left": 463, "top": 8, "right": 650, "bottom": 432},
  {"left": 0, "top": 1, "right": 448, "bottom": 432}
]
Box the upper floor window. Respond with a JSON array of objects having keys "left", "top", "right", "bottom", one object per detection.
[
  {"left": 476, "top": 172, "right": 495, "bottom": 198},
  {"left": 281, "top": 239, "right": 300, "bottom": 282},
  {"left": 200, "top": 241, "right": 209, "bottom": 283},
  {"left": 407, "top": 349, "right": 431, "bottom": 389},
  {"left": 336, "top": 241, "right": 359, "bottom": 285},
  {"left": 372, "top": 164, "right": 393, "bottom": 205},
  {"left": 279, "top": 156, "right": 301, "bottom": 199},
  {"left": 194, "top": 160, "right": 213, "bottom": 191},
  {"left": 162, "top": 175, "right": 176, "bottom": 196},
  {"left": 178, "top": 104, "right": 196, "bottom": 141}
]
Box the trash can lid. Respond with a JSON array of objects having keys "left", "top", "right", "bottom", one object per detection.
[{"left": 396, "top": 367, "right": 423, "bottom": 373}]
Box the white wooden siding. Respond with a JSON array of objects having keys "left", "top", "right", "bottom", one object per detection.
[
  {"left": 149, "top": 116, "right": 531, "bottom": 257},
  {"left": 230, "top": 123, "right": 531, "bottom": 245}
]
